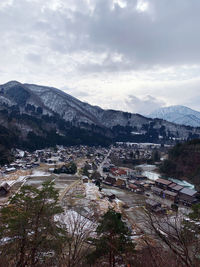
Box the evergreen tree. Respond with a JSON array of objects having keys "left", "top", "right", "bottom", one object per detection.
[
  {"left": 87, "top": 208, "right": 135, "bottom": 266},
  {"left": 189, "top": 203, "right": 200, "bottom": 221},
  {"left": 66, "top": 162, "right": 77, "bottom": 174},
  {"left": 0, "top": 181, "right": 66, "bottom": 266},
  {"left": 152, "top": 150, "right": 160, "bottom": 162},
  {"left": 82, "top": 164, "right": 90, "bottom": 177}
]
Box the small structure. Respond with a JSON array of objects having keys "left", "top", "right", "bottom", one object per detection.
[
  {"left": 82, "top": 176, "right": 89, "bottom": 183},
  {"left": 115, "top": 179, "right": 126, "bottom": 189},
  {"left": 5, "top": 167, "right": 16, "bottom": 174},
  {"left": 134, "top": 174, "right": 146, "bottom": 180},
  {"left": 0, "top": 182, "right": 10, "bottom": 196},
  {"left": 104, "top": 176, "right": 116, "bottom": 186},
  {"left": 108, "top": 194, "right": 116, "bottom": 202},
  {"left": 110, "top": 168, "right": 127, "bottom": 178},
  {"left": 129, "top": 184, "right": 138, "bottom": 192},
  {"left": 145, "top": 199, "right": 164, "bottom": 213}
]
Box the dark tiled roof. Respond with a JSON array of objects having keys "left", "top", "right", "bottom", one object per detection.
[
  {"left": 163, "top": 190, "right": 177, "bottom": 197},
  {"left": 155, "top": 178, "right": 172, "bottom": 185},
  {"left": 168, "top": 183, "right": 177, "bottom": 188},
  {"left": 146, "top": 199, "right": 160, "bottom": 207},
  {"left": 172, "top": 185, "right": 184, "bottom": 192},
  {"left": 152, "top": 187, "right": 163, "bottom": 193}
]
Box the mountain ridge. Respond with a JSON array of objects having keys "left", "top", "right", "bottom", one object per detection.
[
  {"left": 149, "top": 105, "right": 200, "bottom": 127},
  {"left": 0, "top": 81, "right": 200, "bottom": 159}
]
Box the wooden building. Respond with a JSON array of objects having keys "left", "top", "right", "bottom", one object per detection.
[
  {"left": 145, "top": 199, "right": 164, "bottom": 213},
  {"left": 179, "top": 188, "right": 198, "bottom": 206},
  {"left": 163, "top": 190, "right": 178, "bottom": 202},
  {"left": 0, "top": 182, "right": 10, "bottom": 196},
  {"left": 104, "top": 176, "right": 116, "bottom": 186},
  {"left": 155, "top": 178, "right": 172, "bottom": 189},
  {"left": 152, "top": 186, "right": 163, "bottom": 196}
]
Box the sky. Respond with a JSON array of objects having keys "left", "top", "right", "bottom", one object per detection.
[{"left": 1, "top": 0, "right": 200, "bottom": 115}]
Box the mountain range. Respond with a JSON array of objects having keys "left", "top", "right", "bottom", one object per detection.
[
  {"left": 149, "top": 105, "right": 200, "bottom": 127},
  {"left": 0, "top": 81, "right": 200, "bottom": 161}
]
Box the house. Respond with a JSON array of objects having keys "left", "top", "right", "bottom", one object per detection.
[
  {"left": 168, "top": 183, "right": 177, "bottom": 191},
  {"left": 115, "top": 179, "right": 126, "bottom": 189},
  {"left": 110, "top": 168, "right": 127, "bottom": 178},
  {"left": 82, "top": 177, "right": 89, "bottom": 183},
  {"left": 104, "top": 176, "right": 116, "bottom": 186},
  {"left": 155, "top": 178, "right": 173, "bottom": 189},
  {"left": 123, "top": 168, "right": 135, "bottom": 178},
  {"left": 5, "top": 167, "right": 16, "bottom": 174},
  {"left": 133, "top": 180, "right": 145, "bottom": 188},
  {"left": 145, "top": 199, "right": 164, "bottom": 213},
  {"left": 152, "top": 187, "right": 163, "bottom": 196},
  {"left": 134, "top": 174, "right": 146, "bottom": 180},
  {"left": 0, "top": 182, "right": 10, "bottom": 196},
  {"left": 129, "top": 184, "right": 138, "bottom": 192},
  {"left": 163, "top": 190, "right": 178, "bottom": 202},
  {"left": 108, "top": 194, "right": 116, "bottom": 201},
  {"left": 179, "top": 188, "right": 198, "bottom": 205},
  {"left": 143, "top": 183, "right": 151, "bottom": 190},
  {"left": 171, "top": 184, "right": 184, "bottom": 193}
]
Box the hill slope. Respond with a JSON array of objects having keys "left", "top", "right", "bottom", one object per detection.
[{"left": 160, "top": 139, "right": 200, "bottom": 189}]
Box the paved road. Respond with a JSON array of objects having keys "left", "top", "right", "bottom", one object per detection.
[{"left": 97, "top": 147, "right": 113, "bottom": 177}]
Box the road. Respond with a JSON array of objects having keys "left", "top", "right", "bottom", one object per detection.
[
  {"left": 59, "top": 179, "right": 80, "bottom": 202},
  {"left": 97, "top": 147, "right": 113, "bottom": 177}
]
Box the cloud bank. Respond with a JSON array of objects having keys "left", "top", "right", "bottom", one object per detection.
[{"left": 0, "top": 0, "right": 200, "bottom": 113}]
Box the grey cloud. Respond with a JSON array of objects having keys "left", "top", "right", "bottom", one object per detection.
[
  {"left": 26, "top": 53, "right": 42, "bottom": 64},
  {"left": 85, "top": 0, "right": 200, "bottom": 71},
  {"left": 0, "top": 0, "right": 200, "bottom": 114},
  {"left": 61, "top": 86, "right": 91, "bottom": 99},
  {"left": 126, "top": 95, "right": 166, "bottom": 114},
  {"left": 1, "top": 0, "right": 200, "bottom": 72}
]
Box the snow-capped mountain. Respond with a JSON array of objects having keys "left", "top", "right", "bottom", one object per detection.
[
  {"left": 1, "top": 81, "right": 200, "bottom": 152},
  {"left": 149, "top": 105, "right": 200, "bottom": 127}
]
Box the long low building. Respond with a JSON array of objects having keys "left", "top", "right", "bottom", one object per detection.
[
  {"left": 179, "top": 188, "right": 198, "bottom": 205},
  {"left": 155, "top": 178, "right": 173, "bottom": 189},
  {"left": 154, "top": 178, "right": 199, "bottom": 205},
  {"left": 163, "top": 190, "right": 178, "bottom": 201}
]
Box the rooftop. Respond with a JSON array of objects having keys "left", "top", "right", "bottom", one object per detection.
[
  {"left": 163, "top": 190, "right": 177, "bottom": 197},
  {"left": 156, "top": 178, "right": 172, "bottom": 186},
  {"left": 172, "top": 185, "right": 184, "bottom": 191},
  {"left": 180, "top": 188, "right": 197, "bottom": 196}
]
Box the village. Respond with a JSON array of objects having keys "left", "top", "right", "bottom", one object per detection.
[{"left": 0, "top": 142, "right": 200, "bottom": 263}]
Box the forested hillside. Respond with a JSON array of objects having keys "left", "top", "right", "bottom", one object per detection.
[{"left": 160, "top": 139, "right": 200, "bottom": 188}]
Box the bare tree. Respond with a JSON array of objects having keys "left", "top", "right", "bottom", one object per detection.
[
  {"left": 141, "top": 209, "right": 200, "bottom": 267},
  {"left": 58, "top": 210, "right": 96, "bottom": 267}
]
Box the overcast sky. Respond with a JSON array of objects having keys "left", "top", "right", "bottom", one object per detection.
[{"left": 1, "top": 0, "right": 200, "bottom": 114}]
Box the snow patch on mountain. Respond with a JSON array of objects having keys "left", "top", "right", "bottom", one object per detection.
[{"left": 149, "top": 105, "right": 200, "bottom": 127}]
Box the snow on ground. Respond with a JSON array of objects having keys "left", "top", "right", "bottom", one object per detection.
[
  {"left": 84, "top": 182, "right": 123, "bottom": 214},
  {"left": 143, "top": 171, "right": 160, "bottom": 181},
  {"left": 0, "top": 169, "right": 50, "bottom": 188},
  {"left": 4, "top": 180, "right": 16, "bottom": 186},
  {"left": 30, "top": 170, "right": 50, "bottom": 177},
  {"left": 85, "top": 183, "right": 101, "bottom": 200},
  {"left": 55, "top": 210, "right": 97, "bottom": 236}
]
